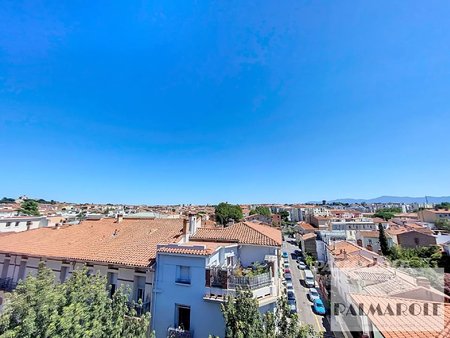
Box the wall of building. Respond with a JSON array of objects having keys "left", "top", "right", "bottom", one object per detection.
[
  {"left": 397, "top": 231, "right": 437, "bottom": 248},
  {"left": 153, "top": 253, "right": 225, "bottom": 338},
  {"left": 0, "top": 217, "right": 48, "bottom": 233},
  {"left": 238, "top": 245, "right": 277, "bottom": 267}
]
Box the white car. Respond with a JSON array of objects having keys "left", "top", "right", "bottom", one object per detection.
[
  {"left": 288, "top": 299, "right": 297, "bottom": 314},
  {"left": 308, "top": 288, "right": 320, "bottom": 302},
  {"left": 297, "top": 262, "right": 307, "bottom": 270},
  {"left": 286, "top": 281, "right": 293, "bottom": 290}
]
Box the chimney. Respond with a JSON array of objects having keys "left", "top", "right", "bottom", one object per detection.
[
  {"left": 183, "top": 218, "right": 189, "bottom": 242},
  {"left": 116, "top": 214, "right": 123, "bottom": 223},
  {"left": 189, "top": 213, "right": 198, "bottom": 235}
]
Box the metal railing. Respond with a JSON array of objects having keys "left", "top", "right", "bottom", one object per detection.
[
  {"left": 0, "top": 277, "right": 17, "bottom": 292},
  {"left": 228, "top": 272, "right": 272, "bottom": 290},
  {"left": 167, "top": 327, "right": 194, "bottom": 338}
]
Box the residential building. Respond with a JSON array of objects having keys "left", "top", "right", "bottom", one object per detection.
[
  {"left": 387, "top": 228, "right": 437, "bottom": 248},
  {"left": 0, "top": 216, "right": 185, "bottom": 314},
  {"left": 152, "top": 221, "right": 282, "bottom": 338},
  {"left": 355, "top": 230, "right": 381, "bottom": 253},
  {"left": 418, "top": 209, "right": 450, "bottom": 223},
  {"left": 299, "top": 233, "right": 317, "bottom": 258},
  {"left": 296, "top": 221, "right": 317, "bottom": 235},
  {"left": 0, "top": 216, "right": 49, "bottom": 233}
]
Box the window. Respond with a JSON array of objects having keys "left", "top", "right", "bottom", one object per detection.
[
  {"left": 26, "top": 221, "right": 32, "bottom": 226},
  {"left": 176, "top": 305, "right": 191, "bottom": 331},
  {"left": 107, "top": 272, "right": 118, "bottom": 296},
  {"left": 176, "top": 266, "right": 191, "bottom": 284},
  {"left": 60, "top": 266, "right": 69, "bottom": 283},
  {"left": 15, "top": 222, "right": 20, "bottom": 227},
  {"left": 414, "top": 238, "right": 420, "bottom": 245},
  {"left": 5, "top": 222, "right": 11, "bottom": 227},
  {"left": 226, "top": 256, "right": 234, "bottom": 266},
  {"left": 134, "top": 276, "right": 146, "bottom": 302}
]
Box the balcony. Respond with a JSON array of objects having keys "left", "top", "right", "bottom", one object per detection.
[
  {"left": 204, "top": 265, "right": 276, "bottom": 302},
  {"left": 0, "top": 277, "right": 17, "bottom": 292},
  {"left": 167, "top": 327, "right": 194, "bottom": 338}
]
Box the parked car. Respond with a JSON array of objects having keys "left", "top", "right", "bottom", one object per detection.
[
  {"left": 284, "top": 268, "right": 290, "bottom": 274},
  {"left": 304, "top": 269, "right": 315, "bottom": 288},
  {"left": 287, "top": 290, "right": 295, "bottom": 301},
  {"left": 284, "top": 262, "right": 290, "bottom": 269},
  {"left": 297, "top": 262, "right": 307, "bottom": 270},
  {"left": 286, "top": 281, "right": 293, "bottom": 290},
  {"left": 313, "top": 298, "right": 326, "bottom": 315},
  {"left": 288, "top": 299, "right": 297, "bottom": 314},
  {"left": 282, "top": 252, "right": 288, "bottom": 258},
  {"left": 294, "top": 249, "right": 302, "bottom": 256},
  {"left": 284, "top": 273, "right": 292, "bottom": 281},
  {"left": 308, "top": 288, "right": 320, "bottom": 302}
]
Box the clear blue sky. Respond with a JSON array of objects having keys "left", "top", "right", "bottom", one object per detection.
[{"left": 1, "top": 1, "right": 449, "bottom": 205}]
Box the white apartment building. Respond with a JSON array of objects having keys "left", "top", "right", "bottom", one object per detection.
[{"left": 0, "top": 216, "right": 49, "bottom": 233}]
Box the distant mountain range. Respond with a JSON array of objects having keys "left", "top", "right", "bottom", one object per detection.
[{"left": 310, "top": 196, "right": 450, "bottom": 204}]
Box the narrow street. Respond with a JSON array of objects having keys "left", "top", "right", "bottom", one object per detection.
[{"left": 283, "top": 239, "right": 332, "bottom": 336}]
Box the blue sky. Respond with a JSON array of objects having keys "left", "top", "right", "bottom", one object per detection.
[{"left": 1, "top": 1, "right": 449, "bottom": 205}]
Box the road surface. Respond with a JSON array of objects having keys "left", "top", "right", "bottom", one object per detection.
[{"left": 283, "top": 239, "right": 333, "bottom": 337}]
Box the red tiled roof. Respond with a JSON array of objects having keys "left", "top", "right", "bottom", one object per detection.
[
  {"left": 191, "top": 221, "right": 281, "bottom": 247},
  {"left": 297, "top": 222, "right": 316, "bottom": 230},
  {"left": 0, "top": 218, "right": 184, "bottom": 267},
  {"left": 157, "top": 241, "right": 229, "bottom": 256}
]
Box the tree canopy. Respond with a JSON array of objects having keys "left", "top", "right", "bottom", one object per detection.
[
  {"left": 221, "top": 288, "right": 319, "bottom": 338},
  {"left": 434, "top": 219, "right": 450, "bottom": 232},
  {"left": 277, "top": 210, "right": 289, "bottom": 222},
  {"left": 250, "top": 206, "right": 271, "bottom": 217},
  {"left": 434, "top": 202, "right": 450, "bottom": 209},
  {"left": 373, "top": 207, "right": 402, "bottom": 220},
  {"left": 0, "top": 197, "right": 15, "bottom": 204},
  {"left": 0, "top": 264, "right": 152, "bottom": 338},
  {"left": 215, "top": 202, "right": 243, "bottom": 225},
  {"left": 378, "top": 223, "right": 390, "bottom": 256},
  {"left": 18, "top": 200, "right": 40, "bottom": 216}
]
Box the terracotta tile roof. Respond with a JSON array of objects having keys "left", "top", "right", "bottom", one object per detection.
[
  {"left": 190, "top": 221, "right": 282, "bottom": 247},
  {"left": 301, "top": 233, "right": 316, "bottom": 240},
  {"left": 350, "top": 294, "right": 449, "bottom": 338},
  {"left": 335, "top": 254, "right": 373, "bottom": 269},
  {"left": 157, "top": 241, "right": 230, "bottom": 256},
  {"left": 297, "top": 222, "right": 317, "bottom": 230},
  {"left": 0, "top": 218, "right": 184, "bottom": 267},
  {"left": 358, "top": 230, "right": 380, "bottom": 238}
]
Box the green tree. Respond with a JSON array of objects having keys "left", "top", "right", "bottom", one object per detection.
[
  {"left": 278, "top": 211, "right": 290, "bottom": 222},
  {"left": 378, "top": 223, "right": 390, "bottom": 256},
  {"left": 221, "top": 290, "right": 320, "bottom": 338},
  {"left": 0, "top": 197, "right": 15, "bottom": 204},
  {"left": 434, "top": 219, "right": 450, "bottom": 232},
  {"left": 434, "top": 202, "right": 450, "bottom": 209},
  {"left": 250, "top": 206, "right": 271, "bottom": 217},
  {"left": 215, "top": 202, "right": 243, "bottom": 225},
  {"left": 18, "top": 200, "right": 40, "bottom": 216},
  {"left": 373, "top": 207, "right": 402, "bottom": 221},
  {"left": 221, "top": 288, "right": 264, "bottom": 338},
  {"left": 0, "top": 264, "right": 152, "bottom": 338}
]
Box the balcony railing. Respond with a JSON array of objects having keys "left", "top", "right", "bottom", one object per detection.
[
  {"left": 167, "top": 327, "right": 194, "bottom": 338},
  {"left": 0, "top": 277, "right": 17, "bottom": 292},
  {"left": 207, "top": 269, "right": 272, "bottom": 290}
]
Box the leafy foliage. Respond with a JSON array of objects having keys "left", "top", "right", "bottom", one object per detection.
[
  {"left": 0, "top": 264, "right": 152, "bottom": 338},
  {"left": 221, "top": 289, "right": 320, "bottom": 338},
  {"left": 388, "top": 245, "right": 442, "bottom": 268},
  {"left": 278, "top": 211, "right": 290, "bottom": 222},
  {"left": 373, "top": 207, "right": 402, "bottom": 220},
  {"left": 18, "top": 200, "right": 40, "bottom": 216},
  {"left": 434, "top": 202, "right": 450, "bottom": 209},
  {"left": 378, "top": 223, "right": 390, "bottom": 256},
  {"left": 249, "top": 206, "right": 271, "bottom": 217},
  {"left": 434, "top": 219, "right": 450, "bottom": 232},
  {"left": 215, "top": 202, "right": 243, "bottom": 225},
  {"left": 0, "top": 197, "right": 15, "bottom": 204}
]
